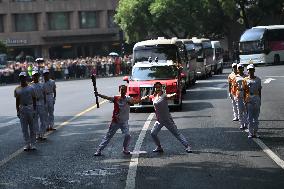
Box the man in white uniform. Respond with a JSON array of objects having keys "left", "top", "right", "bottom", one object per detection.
[
  {"left": 14, "top": 72, "right": 37, "bottom": 151},
  {"left": 31, "top": 71, "right": 47, "bottom": 140},
  {"left": 228, "top": 63, "right": 239, "bottom": 121},
  {"left": 243, "top": 64, "right": 262, "bottom": 138},
  {"left": 234, "top": 64, "right": 248, "bottom": 130},
  {"left": 43, "top": 69, "right": 56, "bottom": 131}
]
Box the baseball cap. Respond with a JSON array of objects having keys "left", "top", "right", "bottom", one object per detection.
[
  {"left": 231, "top": 63, "right": 237, "bottom": 68},
  {"left": 32, "top": 70, "right": 39, "bottom": 76},
  {"left": 19, "top": 72, "right": 27, "bottom": 77},
  {"left": 247, "top": 64, "right": 255, "bottom": 70},
  {"left": 237, "top": 64, "right": 244, "bottom": 68},
  {"left": 43, "top": 69, "right": 49, "bottom": 74}
]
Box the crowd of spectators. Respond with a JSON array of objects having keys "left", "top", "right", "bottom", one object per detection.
[{"left": 0, "top": 56, "right": 132, "bottom": 84}]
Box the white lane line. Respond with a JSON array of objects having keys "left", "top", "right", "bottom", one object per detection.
[
  {"left": 264, "top": 78, "right": 276, "bottom": 84},
  {"left": 244, "top": 130, "right": 284, "bottom": 169},
  {"left": 125, "top": 113, "right": 154, "bottom": 189},
  {"left": 253, "top": 138, "right": 284, "bottom": 169},
  {"left": 0, "top": 100, "right": 108, "bottom": 168},
  {"left": 196, "top": 79, "right": 228, "bottom": 83},
  {"left": 190, "top": 87, "right": 227, "bottom": 91},
  {"left": 0, "top": 118, "right": 19, "bottom": 128},
  {"left": 265, "top": 76, "right": 284, "bottom": 78}
]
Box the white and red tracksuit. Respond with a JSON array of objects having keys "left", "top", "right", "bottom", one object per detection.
[
  {"left": 150, "top": 93, "right": 189, "bottom": 148},
  {"left": 97, "top": 95, "right": 132, "bottom": 151}
]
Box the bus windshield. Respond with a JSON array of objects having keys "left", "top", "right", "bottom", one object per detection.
[
  {"left": 240, "top": 28, "right": 265, "bottom": 42},
  {"left": 131, "top": 66, "right": 178, "bottom": 81},
  {"left": 239, "top": 41, "right": 264, "bottom": 54},
  {"left": 134, "top": 44, "right": 178, "bottom": 63}
]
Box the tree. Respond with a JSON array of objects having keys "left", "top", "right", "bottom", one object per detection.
[{"left": 115, "top": 0, "right": 284, "bottom": 42}]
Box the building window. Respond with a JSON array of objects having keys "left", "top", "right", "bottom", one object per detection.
[
  {"left": 48, "top": 12, "right": 70, "bottom": 30},
  {"left": 14, "top": 13, "right": 38, "bottom": 32},
  {"left": 12, "top": 0, "right": 35, "bottom": 2},
  {"left": 79, "top": 11, "right": 99, "bottom": 29},
  {"left": 0, "top": 15, "right": 3, "bottom": 33},
  {"left": 108, "top": 11, "right": 117, "bottom": 28}
]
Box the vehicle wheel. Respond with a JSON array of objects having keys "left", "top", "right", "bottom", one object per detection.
[
  {"left": 192, "top": 77, "right": 196, "bottom": 86},
  {"left": 274, "top": 54, "right": 280, "bottom": 65},
  {"left": 177, "top": 99, "right": 183, "bottom": 111},
  {"left": 182, "top": 86, "right": 186, "bottom": 94}
]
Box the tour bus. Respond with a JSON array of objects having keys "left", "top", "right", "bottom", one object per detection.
[
  {"left": 239, "top": 25, "right": 284, "bottom": 65},
  {"left": 191, "top": 37, "right": 214, "bottom": 79},
  {"left": 211, "top": 41, "right": 224, "bottom": 74},
  {"left": 133, "top": 37, "right": 190, "bottom": 93}
]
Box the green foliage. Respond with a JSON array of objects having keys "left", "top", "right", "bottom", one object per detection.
[{"left": 115, "top": 0, "right": 284, "bottom": 42}]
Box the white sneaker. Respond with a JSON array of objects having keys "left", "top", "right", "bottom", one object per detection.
[
  {"left": 185, "top": 146, "right": 192, "bottom": 153},
  {"left": 30, "top": 144, "right": 36, "bottom": 150},
  {"left": 153, "top": 146, "right": 164, "bottom": 153}
]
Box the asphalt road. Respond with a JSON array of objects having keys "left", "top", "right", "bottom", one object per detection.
[{"left": 0, "top": 65, "right": 284, "bottom": 189}]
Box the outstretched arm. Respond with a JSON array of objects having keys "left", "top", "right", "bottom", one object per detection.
[
  {"left": 129, "top": 95, "right": 149, "bottom": 104},
  {"left": 166, "top": 93, "right": 176, "bottom": 99},
  {"left": 95, "top": 92, "right": 112, "bottom": 101}
]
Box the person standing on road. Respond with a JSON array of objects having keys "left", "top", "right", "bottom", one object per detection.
[
  {"left": 228, "top": 63, "right": 239, "bottom": 121},
  {"left": 14, "top": 72, "right": 37, "bottom": 151},
  {"left": 43, "top": 69, "right": 57, "bottom": 131},
  {"left": 243, "top": 64, "right": 262, "bottom": 138},
  {"left": 234, "top": 64, "right": 248, "bottom": 130},
  {"left": 31, "top": 71, "right": 47, "bottom": 141},
  {"left": 93, "top": 85, "right": 143, "bottom": 156},
  {"left": 143, "top": 82, "right": 192, "bottom": 153}
]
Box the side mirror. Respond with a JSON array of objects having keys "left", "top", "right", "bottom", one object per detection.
[
  {"left": 264, "top": 48, "right": 271, "bottom": 55},
  {"left": 123, "top": 76, "right": 129, "bottom": 83}
]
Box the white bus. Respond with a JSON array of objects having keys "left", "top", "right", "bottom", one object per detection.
[
  {"left": 191, "top": 37, "right": 214, "bottom": 78},
  {"left": 239, "top": 25, "right": 284, "bottom": 65}
]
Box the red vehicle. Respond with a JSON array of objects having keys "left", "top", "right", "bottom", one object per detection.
[{"left": 123, "top": 60, "right": 185, "bottom": 111}]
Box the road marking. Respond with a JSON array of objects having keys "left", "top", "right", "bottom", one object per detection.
[
  {"left": 190, "top": 87, "right": 227, "bottom": 91},
  {"left": 0, "top": 100, "right": 108, "bottom": 168},
  {"left": 125, "top": 113, "right": 154, "bottom": 189},
  {"left": 244, "top": 130, "right": 284, "bottom": 169},
  {"left": 264, "top": 78, "right": 276, "bottom": 84},
  {"left": 253, "top": 138, "right": 284, "bottom": 169},
  {"left": 265, "top": 76, "right": 284, "bottom": 78},
  {"left": 0, "top": 118, "right": 19, "bottom": 128},
  {"left": 196, "top": 79, "right": 228, "bottom": 83}
]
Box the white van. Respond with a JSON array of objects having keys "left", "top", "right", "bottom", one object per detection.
[
  {"left": 191, "top": 37, "right": 214, "bottom": 79},
  {"left": 211, "top": 41, "right": 224, "bottom": 74},
  {"left": 133, "top": 37, "right": 190, "bottom": 93}
]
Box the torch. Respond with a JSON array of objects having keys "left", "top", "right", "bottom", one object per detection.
[{"left": 91, "top": 74, "right": 100, "bottom": 108}]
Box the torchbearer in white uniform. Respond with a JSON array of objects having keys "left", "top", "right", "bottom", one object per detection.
[
  {"left": 243, "top": 64, "right": 262, "bottom": 138},
  {"left": 31, "top": 71, "right": 47, "bottom": 140},
  {"left": 228, "top": 63, "right": 239, "bottom": 121},
  {"left": 43, "top": 69, "right": 57, "bottom": 131},
  {"left": 93, "top": 85, "right": 142, "bottom": 156},
  {"left": 14, "top": 72, "right": 37, "bottom": 151},
  {"left": 234, "top": 64, "right": 249, "bottom": 130},
  {"left": 143, "top": 82, "right": 192, "bottom": 153}
]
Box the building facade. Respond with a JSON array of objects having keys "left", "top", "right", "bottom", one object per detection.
[{"left": 0, "top": 0, "right": 120, "bottom": 59}]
